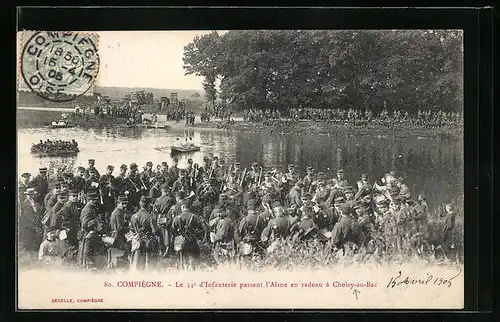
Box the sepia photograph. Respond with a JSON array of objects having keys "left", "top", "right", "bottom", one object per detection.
[{"left": 17, "top": 28, "right": 464, "bottom": 309}]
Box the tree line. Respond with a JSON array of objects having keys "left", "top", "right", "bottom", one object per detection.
[{"left": 182, "top": 30, "right": 463, "bottom": 114}]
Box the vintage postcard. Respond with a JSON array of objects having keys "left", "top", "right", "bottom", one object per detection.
[{"left": 16, "top": 29, "right": 464, "bottom": 309}]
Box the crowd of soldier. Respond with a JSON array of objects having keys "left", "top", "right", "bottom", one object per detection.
[
  {"left": 18, "top": 157, "right": 460, "bottom": 271},
  {"left": 30, "top": 139, "right": 79, "bottom": 154}
]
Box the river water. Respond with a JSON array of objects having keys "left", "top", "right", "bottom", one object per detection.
[{"left": 17, "top": 126, "right": 463, "bottom": 210}]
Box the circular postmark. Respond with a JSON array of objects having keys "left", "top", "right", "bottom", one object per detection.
[{"left": 20, "top": 31, "right": 100, "bottom": 102}]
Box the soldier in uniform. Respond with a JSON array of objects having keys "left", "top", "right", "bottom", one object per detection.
[
  {"left": 171, "top": 169, "right": 192, "bottom": 195},
  {"left": 72, "top": 167, "right": 86, "bottom": 196},
  {"left": 302, "top": 166, "right": 315, "bottom": 193},
  {"left": 245, "top": 162, "right": 261, "bottom": 190},
  {"left": 140, "top": 161, "right": 155, "bottom": 190},
  {"left": 211, "top": 202, "right": 238, "bottom": 264},
  {"left": 44, "top": 181, "right": 62, "bottom": 209},
  {"left": 222, "top": 172, "right": 243, "bottom": 202},
  {"left": 77, "top": 219, "right": 106, "bottom": 269},
  {"left": 18, "top": 188, "right": 42, "bottom": 251},
  {"left": 261, "top": 201, "right": 292, "bottom": 245},
  {"left": 113, "top": 164, "right": 128, "bottom": 199},
  {"left": 171, "top": 198, "right": 208, "bottom": 268},
  {"left": 148, "top": 176, "right": 164, "bottom": 202},
  {"left": 56, "top": 189, "right": 82, "bottom": 250},
  {"left": 31, "top": 167, "right": 49, "bottom": 206},
  {"left": 238, "top": 199, "right": 267, "bottom": 258},
  {"left": 287, "top": 180, "right": 303, "bottom": 209},
  {"left": 330, "top": 203, "right": 361, "bottom": 254},
  {"left": 38, "top": 226, "right": 63, "bottom": 261},
  {"left": 79, "top": 192, "right": 102, "bottom": 242},
  {"left": 18, "top": 172, "right": 32, "bottom": 203},
  {"left": 129, "top": 196, "right": 159, "bottom": 271},
  {"left": 290, "top": 205, "right": 319, "bottom": 243},
  {"left": 99, "top": 165, "right": 116, "bottom": 225},
  {"left": 441, "top": 203, "right": 457, "bottom": 260},
  {"left": 282, "top": 164, "right": 299, "bottom": 186},
  {"left": 159, "top": 161, "right": 170, "bottom": 184},
  {"left": 108, "top": 195, "right": 130, "bottom": 268},
  {"left": 153, "top": 183, "right": 176, "bottom": 257},
  {"left": 169, "top": 156, "right": 180, "bottom": 182},
  {"left": 84, "top": 169, "right": 101, "bottom": 196},
  {"left": 84, "top": 159, "right": 100, "bottom": 180},
  {"left": 333, "top": 169, "right": 349, "bottom": 190},
  {"left": 126, "top": 163, "right": 143, "bottom": 211}
]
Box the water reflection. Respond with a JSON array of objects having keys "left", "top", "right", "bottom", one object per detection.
[{"left": 17, "top": 127, "right": 463, "bottom": 209}]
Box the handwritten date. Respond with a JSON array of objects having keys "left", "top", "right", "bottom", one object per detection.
[{"left": 387, "top": 269, "right": 462, "bottom": 289}]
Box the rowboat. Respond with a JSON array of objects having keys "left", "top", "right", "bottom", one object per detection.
[
  {"left": 48, "top": 123, "right": 74, "bottom": 129},
  {"left": 31, "top": 150, "right": 79, "bottom": 158},
  {"left": 170, "top": 145, "right": 201, "bottom": 154}
]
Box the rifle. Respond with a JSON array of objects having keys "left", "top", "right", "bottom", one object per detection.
[
  {"left": 127, "top": 176, "right": 141, "bottom": 193},
  {"left": 239, "top": 168, "right": 247, "bottom": 188},
  {"left": 257, "top": 167, "right": 263, "bottom": 186},
  {"left": 219, "top": 164, "right": 233, "bottom": 191}
]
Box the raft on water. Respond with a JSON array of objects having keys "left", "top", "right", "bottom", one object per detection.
[
  {"left": 30, "top": 149, "right": 80, "bottom": 158},
  {"left": 155, "top": 145, "right": 201, "bottom": 154},
  {"left": 47, "top": 120, "right": 74, "bottom": 129}
]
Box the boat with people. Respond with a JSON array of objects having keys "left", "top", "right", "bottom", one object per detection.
[
  {"left": 48, "top": 120, "right": 74, "bottom": 129},
  {"left": 170, "top": 137, "right": 201, "bottom": 154},
  {"left": 30, "top": 139, "right": 80, "bottom": 158}
]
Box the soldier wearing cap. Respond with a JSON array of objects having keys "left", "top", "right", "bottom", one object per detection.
[
  {"left": 38, "top": 225, "right": 63, "bottom": 261},
  {"left": 44, "top": 182, "right": 62, "bottom": 210},
  {"left": 354, "top": 202, "right": 375, "bottom": 247},
  {"left": 282, "top": 164, "right": 299, "bottom": 185},
  {"left": 79, "top": 192, "right": 102, "bottom": 240},
  {"left": 107, "top": 195, "right": 130, "bottom": 267},
  {"left": 54, "top": 189, "right": 82, "bottom": 249},
  {"left": 290, "top": 205, "right": 319, "bottom": 243},
  {"left": 238, "top": 199, "right": 267, "bottom": 256},
  {"left": 159, "top": 161, "right": 170, "bottom": 181},
  {"left": 99, "top": 165, "right": 116, "bottom": 220},
  {"left": 171, "top": 198, "right": 208, "bottom": 267},
  {"left": 169, "top": 156, "right": 180, "bottom": 182},
  {"left": 287, "top": 180, "right": 303, "bottom": 209},
  {"left": 223, "top": 172, "right": 243, "bottom": 200},
  {"left": 129, "top": 196, "right": 159, "bottom": 270},
  {"left": 113, "top": 164, "right": 128, "bottom": 199},
  {"left": 71, "top": 167, "right": 86, "bottom": 194},
  {"left": 232, "top": 162, "right": 243, "bottom": 182},
  {"left": 19, "top": 188, "right": 42, "bottom": 251},
  {"left": 46, "top": 191, "right": 69, "bottom": 233},
  {"left": 153, "top": 183, "right": 176, "bottom": 257},
  {"left": 355, "top": 174, "right": 372, "bottom": 200},
  {"left": 330, "top": 203, "right": 361, "bottom": 253},
  {"left": 18, "top": 172, "right": 32, "bottom": 202},
  {"left": 140, "top": 161, "right": 154, "bottom": 190},
  {"left": 209, "top": 194, "right": 237, "bottom": 224},
  {"left": 333, "top": 168, "right": 349, "bottom": 190},
  {"left": 148, "top": 175, "right": 165, "bottom": 203},
  {"left": 302, "top": 166, "right": 315, "bottom": 193},
  {"left": 31, "top": 167, "right": 49, "bottom": 205},
  {"left": 84, "top": 159, "right": 100, "bottom": 180},
  {"left": 171, "top": 168, "right": 192, "bottom": 195},
  {"left": 245, "top": 162, "right": 261, "bottom": 189},
  {"left": 212, "top": 198, "right": 238, "bottom": 263},
  {"left": 126, "top": 163, "right": 142, "bottom": 211},
  {"left": 261, "top": 201, "right": 291, "bottom": 245},
  {"left": 199, "top": 156, "right": 211, "bottom": 179},
  {"left": 84, "top": 168, "right": 101, "bottom": 196}
]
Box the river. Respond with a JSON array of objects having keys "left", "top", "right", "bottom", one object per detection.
[{"left": 17, "top": 126, "right": 463, "bottom": 210}]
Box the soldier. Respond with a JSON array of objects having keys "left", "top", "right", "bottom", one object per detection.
[
  {"left": 31, "top": 167, "right": 49, "bottom": 206},
  {"left": 330, "top": 203, "right": 361, "bottom": 254},
  {"left": 333, "top": 169, "right": 349, "bottom": 190},
  {"left": 129, "top": 196, "right": 159, "bottom": 271},
  {"left": 84, "top": 169, "right": 101, "bottom": 196},
  {"left": 79, "top": 192, "right": 102, "bottom": 240},
  {"left": 211, "top": 202, "right": 238, "bottom": 264},
  {"left": 18, "top": 172, "right": 32, "bottom": 203},
  {"left": 355, "top": 174, "right": 372, "bottom": 198},
  {"left": 56, "top": 189, "right": 82, "bottom": 249},
  {"left": 232, "top": 162, "right": 243, "bottom": 182},
  {"left": 72, "top": 167, "right": 86, "bottom": 194},
  {"left": 126, "top": 163, "right": 143, "bottom": 211},
  {"left": 287, "top": 180, "right": 303, "bottom": 209},
  {"left": 140, "top": 161, "right": 155, "bottom": 190},
  {"left": 199, "top": 156, "right": 212, "bottom": 179},
  {"left": 113, "top": 164, "right": 128, "bottom": 198},
  {"left": 99, "top": 165, "right": 116, "bottom": 223},
  {"left": 441, "top": 203, "right": 457, "bottom": 260},
  {"left": 46, "top": 192, "right": 69, "bottom": 234},
  {"left": 282, "top": 164, "right": 299, "bottom": 186},
  {"left": 148, "top": 176, "right": 164, "bottom": 202},
  {"left": 108, "top": 195, "right": 130, "bottom": 268},
  {"left": 290, "top": 205, "right": 319, "bottom": 243},
  {"left": 238, "top": 199, "right": 267, "bottom": 258},
  {"left": 302, "top": 166, "right": 315, "bottom": 193},
  {"left": 159, "top": 161, "right": 170, "bottom": 182},
  {"left": 171, "top": 198, "right": 208, "bottom": 268},
  {"left": 261, "top": 201, "right": 292, "bottom": 245},
  {"left": 154, "top": 183, "right": 176, "bottom": 257},
  {"left": 18, "top": 188, "right": 42, "bottom": 251},
  {"left": 245, "top": 162, "right": 261, "bottom": 190},
  {"left": 169, "top": 157, "right": 180, "bottom": 182},
  {"left": 171, "top": 169, "right": 192, "bottom": 195},
  {"left": 77, "top": 219, "right": 106, "bottom": 269},
  {"left": 223, "top": 172, "right": 243, "bottom": 201},
  {"left": 44, "top": 182, "right": 61, "bottom": 209},
  {"left": 84, "top": 159, "right": 100, "bottom": 180},
  {"left": 38, "top": 226, "right": 63, "bottom": 261}
]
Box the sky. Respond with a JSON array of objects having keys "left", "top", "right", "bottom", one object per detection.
[{"left": 95, "top": 30, "right": 225, "bottom": 90}]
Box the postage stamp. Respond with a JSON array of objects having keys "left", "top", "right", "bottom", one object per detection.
[{"left": 18, "top": 31, "right": 100, "bottom": 102}]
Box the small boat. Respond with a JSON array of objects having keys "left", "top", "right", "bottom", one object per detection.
[
  {"left": 31, "top": 150, "right": 79, "bottom": 158},
  {"left": 48, "top": 121, "right": 74, "bottom": 129},
  {"left": 170, "top": 145, "right": 201, "bottom": 154}
]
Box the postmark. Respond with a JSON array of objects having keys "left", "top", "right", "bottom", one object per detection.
[{"left": 20, "top": 31, "right": 100, "bottom": 102}]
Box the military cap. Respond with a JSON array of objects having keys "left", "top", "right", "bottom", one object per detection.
[
  {"left": 235, "top": 162, "right": 241, "bottom": 166},
  {"left": 130, "top": 163, "right": 138, "bottom": 169},
  {"left": 87, "top": 219, "right": 99, "bottom": 230},
  {"left": 251, "top": 162, "right": 259, "bottom": 167},
  {"left": 212, "top": 156, "right": 218, "bottom": 160},
  {"left": 88, "top": 159, "right": 95, "bottom": 163},
  {"left": 361, "top": 173, "right": 369, "bottom": 180},
  {"left": 139, "top": 196, "right": 151, "bottom": 204},
  {"left": 246, "top": 199, "right": 257, "bottom": 209},
  {"left": 219, "top": 159, "right": 226, "bottom": 164},
  {"left": 187, "top": 158, "right": 193, "bottom": 164},
  {"left": 319, "top": 181, "right": 327, "bottom": 186},
  {"left": 179, "top": 169, "right": 187, "bottom": 175},
  {"left": 176, "top": 190, "right": 187, "bottom": 199},
  {"left": 117, "top": 195, "right": 129, "bottom": 203},
  {"left": 288, "top": 164, "right": 295, "bottom": 169},
  {"left": 39, "top": 167, "right": 48, "bottom": 173},
  {"left": 391, "top": 197, "right": 402, "bottom": 205},
  {"left": 203, "top": 156, "right": 209, "bottom": 161},
  {"left": 307, "top": 166, "right": 314, "bottom": 171},
  {"left": 69, "top": 189, "right": 79, "bottom": 196},
  {"left": 302, "top": 192, "right": 312, "bottom": 200},
  {"left": 172, "top": 156, "right": 179, "bottom": 162},
  {"left": 160, "top": 183, "right": 170, "bottom": 191},
  {"left": 344, "top": 186, "right": 354, "bottom": 192},
  {"left": 106, "top": 165, "right": 114, "bottom": 170},
  {"left": 265, "top": 171, "right": 272, "bottom": 176},
  {"left": 24, "top": 188, "right": 36, "bottom": 195},
  {"left": 161, "top": 161, "right": 168, "bottom": 166},
  {"left": 87, "top": 192, "right": 99, "bottom": 200},
  {"left": 21, "top": 172, "right": 31, "bottom": 178},
  {"left": 271, "top": 201, "right": 282, "bottom": 209},
  {"left": 146, "top": 161, "right": 153, "bottom": 166},
  {"left": 337, "top": 168, "right": 344, "bottom": 174},
  {"left": 77, "top": 166, "right": 86, "bottom": 171},
  {"left": 180, "top": 198, "right": 192, "bottom": 207},
  {"left": 57, "top": 191, "right": 68, "bottom": 198},
  {"left": 317, "top": 171, "right": 325, "bottom": 176}
]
